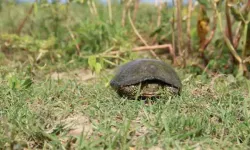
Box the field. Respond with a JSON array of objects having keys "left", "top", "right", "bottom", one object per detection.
[{"left": 0, "top": 0, "right": 250, "bottom": 149}]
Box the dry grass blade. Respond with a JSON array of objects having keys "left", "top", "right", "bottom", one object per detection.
[{"left": 66, "top": 25, "right": 80, "bottom": 56}]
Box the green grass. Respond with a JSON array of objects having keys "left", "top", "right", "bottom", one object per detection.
[
  {"left": 1, "top": 69, "right": 250, "bottom": 149},
  {"left": 0, "top": 1, "right": 250, "bottom": 149}
]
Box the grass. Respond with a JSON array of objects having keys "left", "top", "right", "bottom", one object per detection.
[
  {"left": 1, "top": 1, "right": 250, "bottom": 149},
  {"left": 1, "top": 68, "right": 250, "bottom": 149}
]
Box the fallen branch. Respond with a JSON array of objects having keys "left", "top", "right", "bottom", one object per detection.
[
  {"left": 108, "top": 44, "right": 173, "bottom": 55},
  {"left": 133, "top": 44, "right": 173, "bottom": 51}
]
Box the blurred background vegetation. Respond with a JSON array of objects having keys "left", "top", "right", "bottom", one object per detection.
[{"left": 0, "top": 0, "right": 249, "bottom": 77}]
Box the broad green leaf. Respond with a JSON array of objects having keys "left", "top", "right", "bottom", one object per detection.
[
  {"left": 21, "top": 78, "right": 33, "bottom": 89},
  {"left": 95, "top": 63, "right": 102, "bottom": 74},
  {"left": 88, "top": 56, "right": 96, "bottom": 70},
  {"left": 6, "top": 73, "right": 20, "bottom": 90},
  {"left": 34, "top": 2, "right": 38, "bottom": 15},
  {"left": 197, "top": 0, "right": 209, "bottom": 8}
]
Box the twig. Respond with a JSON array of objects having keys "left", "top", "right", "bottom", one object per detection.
[
  {"left": 133, "top": 44, "right": 173, "bottom": 52},
  {"left": 16, "top": 0, "right": 37, "bottom": 35},
  {"left": 66, "top": 26, "right": 80, "bottom": 56},
  {"left": 128, "top": 10, "right": 160, "bottom": 59}
]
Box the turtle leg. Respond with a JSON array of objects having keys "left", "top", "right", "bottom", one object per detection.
[{"left": 135, "top": 82, "right": 142, "bottom": 100}]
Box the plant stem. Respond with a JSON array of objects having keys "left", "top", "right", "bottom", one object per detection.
[
  {"left": 157, "top": 0, "right": 162, "bottom": 27},
  {"left": 218, "top": 12, "right": 242, "bottom": 63},
  {"left": 16, "top": 0, "right": 37, "bottom": 35},
  {"left": 171, "top": 0, "right": 176, "bottom": 64},
  {"left": 133, "top": 0, "right": 139, "bottom": 22},
  {"left": 225, "top": 0, "right": 233, "bottom": 43},
  {"left": 175, "top": 0, "right": 183, "bottom": 56},
  {"left": 186, "top": 0, "right": 193, "bottom": 53},
  {"left": 107, "top": 0, "right": 112, "bottom": 24},
  {"left": 128, "top": 10, "right": 159, "bottom": 59},
  {"left": 242, "top": 21, "right": 249, "bottom": 59}
]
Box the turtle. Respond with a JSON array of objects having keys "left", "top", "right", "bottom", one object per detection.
[{"left": 110, "top": 59, "right": 182, "bottom": 99}]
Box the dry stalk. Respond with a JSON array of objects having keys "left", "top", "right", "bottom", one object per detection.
[
  {"left": 186, "top": 0, "right": 193, "bottom": 53},
  {"left": 233, "top": 22, "right": 242, "bottom": 48},
  {"left": 132, "top": 44, "right": 173, "bottom": 52},
  {"left": 217, "top": 11, "right": 249, "bottom": 75},
  {"left": 87, "top": 0, "right": 94, "bottom": 15},
  {"left": 218, "top": 13, "right": 241, "bottom": 63},
  {"left": 225, "top": 0, "right": 233, "bottom": 43},
  {"left": 91, "top": 1, "right": 98, "bottom": 16},
  {"left": 122, "top": 0, "right": 132, "bottom": 27},
  {"left": 157, "top": 0, "right": 163, "bottom": 27},
  {"left": 242, "top": 21, "right": 249, "bottom": 59},
  {"left": 16, "top": 0, "right": 37, "bottom": 35},
  {"left": 225, "top": 0, "right": 237, "bottom": 67},
  {"left": 107, "top": 0, "right": 113, "bottom": 23},
  {"left": 175, "top": 0, "right": 186, "bottom": 66},
  {"left": 200, "top": 5, "right": 217, "bottom": 51},
  {"left": 128, "top": 10, "right": 160, "bottom": 59},
  {"left": 66, "top": 26, "right": 80, "bottom": 56},
  {"left": 175, "top": 0, "right": 183, "bottom": 56},
  {"left": 133, "top": 0, "right": 140, "bottom": 22},
  {"left": 171, "top": 0, "right": 176, "bottom": 64},
  {"left": 243, "top": 56, "right": 250, "bottom": 64}
]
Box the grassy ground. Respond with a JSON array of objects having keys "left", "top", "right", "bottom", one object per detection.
[
  {"left": 1, "top": 1, "right": 250, "bottom": 149},
  {"left": 1, "top": 67, "right": 250, "bottom": 149}
]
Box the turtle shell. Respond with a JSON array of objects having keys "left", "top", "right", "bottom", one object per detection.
[{"left": 110, "top": 59, "right": 182, "bottom": 93}]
